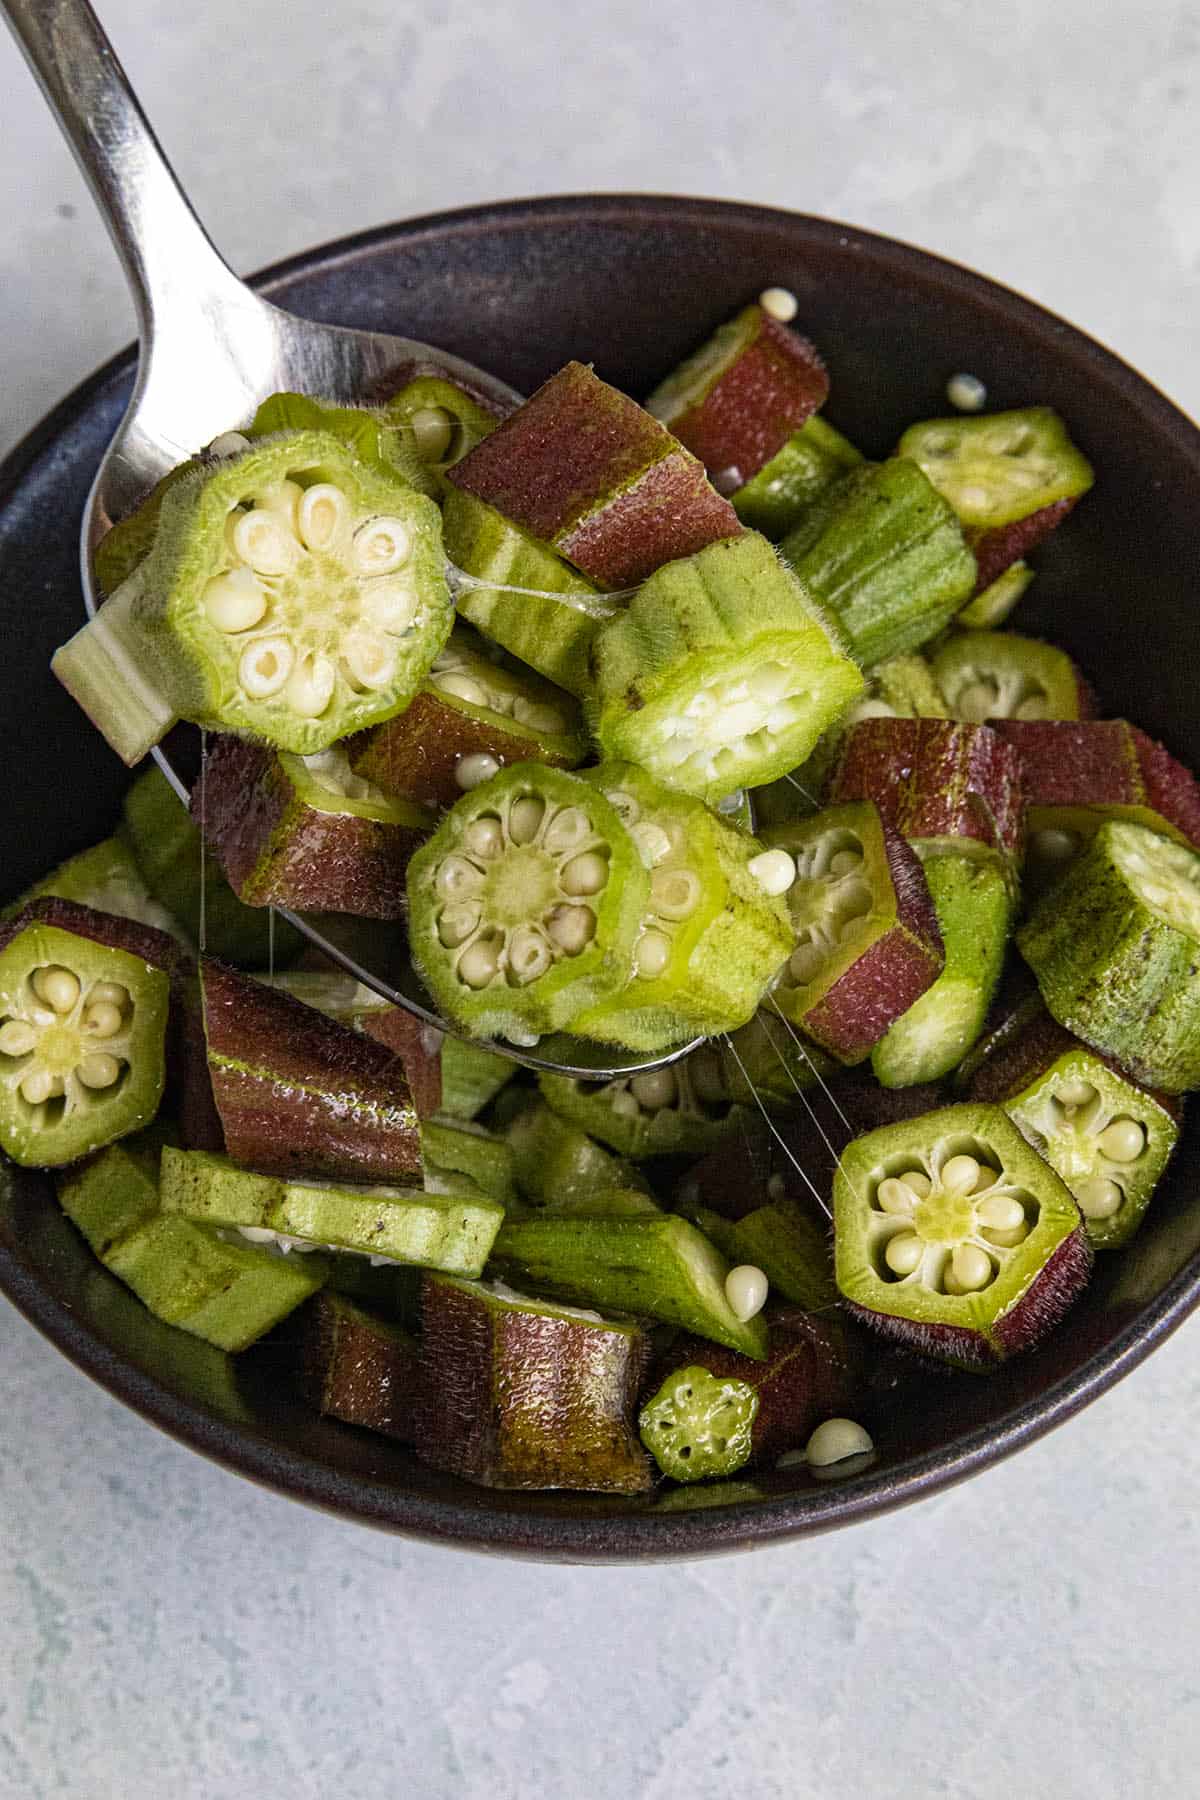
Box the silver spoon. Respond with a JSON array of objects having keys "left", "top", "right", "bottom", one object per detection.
[{"left": 4, "top": 0, "right": 705, "bottom": 1080}]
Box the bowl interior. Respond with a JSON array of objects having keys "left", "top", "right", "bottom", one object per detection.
[{"left": 3, "top": 195, "right": 1200, "bottom": 1560}]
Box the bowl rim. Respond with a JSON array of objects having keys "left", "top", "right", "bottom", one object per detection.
[{"left": 4, "top": 191, "right": 1200, "bottom": 1562}]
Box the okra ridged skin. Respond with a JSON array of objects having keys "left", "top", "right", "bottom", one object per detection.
[
  {"left": 588, "top": 532, "right": 865, "bottom": 806},
  {"left": 414, "top": 1274, "right": 655, "bottom": 1493},
  {"left": 966, "top": 499, "right": 1078, "bottom": 593},
  {"left": 299, "top": 1293, "right": 422, "bottom": 1442},
  {"left": 420, "top": 1116, "right": 518, "bottom": 1207},
  {"left": 996, "top": 719, "right": 1200, "bottom": 855},
  {"left": 932, "top": 631, "right": 1095, "bottom": 724},
  {"left": 1017, "top": 821, "right": 1200, "bottom": 1093},
  {"left": 731, "top": 414, "right": 864, "bottom": 541},
  {"left": 193, "top": 735, "right": 431, "bottom": 919},
  {"left": 779, "top": 459, "right": 977, "bottom": 668},
  {"left": 506, "top": 1100, "right": 652, "bottom": 1210},
  {"left": 266, "top": 973, "right": 445, "bottom": 1121}
]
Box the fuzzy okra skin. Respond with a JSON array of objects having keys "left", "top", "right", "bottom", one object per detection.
[
  {"left": 932, "top": 631, "right": 1095, "bottom": 724},
  {"left": 834, "top": 1102, "right": 1091, "bottom": 1368},
  {"left": 420, "top": 1116, "right": 518, "bottom": 1207},
  {"left": 588, "top": 531, "right": 865, "bottom": 806},
  {"left": 1017, "top": 819, "right": 1200, "bottom": 1093},
  {"left": 539, "top": 1044, "right": 740, "bottom": 1160},
  {"left": 406, "top": 762, "right": 650, "bottom": 1042},
  {"left": 779, "top": 458, "right": 977, "bottom": 667},
  {"left": 490, "top": 1208, "right": 771, "bottom": 1358},
  {"left": 731, "top": 415, "right": 865, "bottom": 541},
  {"left": 439, "top": 1037, "right": 515, "bottom": 1119},
  {"left": 54, "top": 431, "right": 452, "bottom": 762},
  {"left": 414, "top": 1274, "right": 655, "bottom": 1493},
  {"left": 505, "top": 1100, "right": 653, "bottom": 1210},
  {"left": 299, "top": 1293, "right": 422, "bottom": 1441}
]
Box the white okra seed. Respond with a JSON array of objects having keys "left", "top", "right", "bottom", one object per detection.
[
  {"left": 1097, "top": 1117, "right": 1146, "bottom": 1163},
  {"left": 634, "top": 930, "right": 672, "bottom": 979},
  {"left": 805, "top": 1418, "right": 873, "bottom": 1467},
  {"left": 435, "top": 672, "right": 490, "bottom": 708},
  {"left": 352, "top": 516, "right": 411, "bottom": 577},
  {"left": 436, "top": 855, "right": 485, "bottom": 900},
  {"left": 457, "top": 939, "right": 500, "bottom": 988},
  {"left": 1055, "top": 1077, "right": 1098, "bottom": 1108},
  {"left": 32, "top": 966, "right": 80, "bottom": 1015},
  {"left": 689, "top": 1050, "right": 728, "bottom": 1105},
  {"left": 20, "top": 1068, "right": 56, "bottom": 1105},
  {"left": 438, "top": 903, "right": 482, "bottom": 947},
  {"left": 455, "top": 754, "right": 502, "bottom": 792},
  {"left": 83, "top": 1002, "right": 124, "bottom": 1039},
  {"left": 464, "top": 817, "right": 504, "bottom": 860},
  {"left": 630, "top": 1067, "right": 677, "bottom": 1110},
  {"left": 341, "top": 632, "right": 395, "bottom": 693},
  {"left": 203, "top": 567, "right": 268, "bottom": 634},
  {"left": 231, "top": 509, "right": 297, "bottom": 575},
  {"left": 368, "top": 581, "right": 419, "bottom": 635},
  {"left": 748, "top": 849, "right": 796, "bottom": 896},
  {"left": 631, "top": 822, "right": 673, "bottom": 869},
  {"left": 89, "top": 982, "right": 129, "bottom": 1009},
  {"left": 788, "top": 942, "right": 825, "bottom": 985},
  {"left": 560, "top": 851, "right": 608, "bottom": 897},
  {"left": 651, "top": 867, "right": 701, "bottom": 921},
  {"left": 410, "top": 406, "right": 455, "bottom": 463},
  {"left": 725, "top": 1264, "right": 769, "bottom": 1323},
  {"left": 1076, "top": 1177, "right": 1123, "bottom": 1219},
  {"left": 1032, "top": 828, "right": 1080, "bottom": 864},
  {"left": 884, "top": 1233, "right": 923, "bottom": 1276},
  {"left": 239, "top": 636, "right": 294, "bottom": 699},
  {"left": 876, "top": 1178, "right": 917, "bottom": 1216},
  {"left": 545, "top": 905, "right": 595, "bottom": 955},
  {"left": 296, "top": 483, "right": 350, "bottom": 553},
  {"left": 0, "top": 1021, "right": 37, "bottom": 1057},
  {"left": 957, "top": 681, "right": 1000, "bottom": 723},
  {"left": 507, "top": 926, "right": 553, "bottom": 985},
  {"left": 951, "top": 1245, "right": 993, "bottom": 1291},
  {"left": 610, "top": 1089, "right": 641, "bottom": 1120},
  {"left": 508, "top": 798, "right": 545, "bottom": 845},
  {"left": 77, "top": 1052, "right": 121, "bottom": 1090},
  {"left": 542, "top": 807, "right": 592, "bottom": 854},
  {"left": 940, "top": 1154, "right": 981, "bottom": 1193},
  {"left": 286, "top": 653, "right": 337, "bottom": 718},
  {"left": 512, "top": 699, "right": 567, "bottom": 736},
  {"left": 759, "top": 286, "right": 799, "bottom": 323},
  {"left": 904, "top": 1171, "right": 932, "bottom": 1198},
  {"left": 976, "top": 1194, "right": 1025, "bottom": 1232}
]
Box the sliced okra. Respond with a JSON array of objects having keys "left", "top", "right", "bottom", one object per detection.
[
  {"left": 588, "top": 531, "right": 864, "bottom": 806},
  {"left": 0, "top": 900, "right": 176, "bottom": 1167},
  {"left": 932, "top": 630, "right": 1095, "bottom": 723},
  {"left": 439, "top": 1036, "right": 515, "bottom": 1120},
  {"left": 968, "top": 1005, "right": 1181, "bottom": 1250},
  {"left": 414, "top": 1274, "right": 655, "bottom": 1493},
  {"left": 264, "top": 970, "right": 445, "bottom": 1119},
  {"left": 299, "top": 1292, "right": 422, "bottom": 1442},
  {"left": 871, "top": 856, "right": 1012, "bottom": 1088},
  {"left": 246, "top": 391, "right": 433, "bottom": 495},
  {"left": 538, "top": 1043, "right": 740, "bottom": 1160},
  {"left": 405, "top": 763, "right": 649, "bottom": 1042},
  {"left": 1017, "top": 819, "right": 1200, "bottom": 1093},
  {"left": 717, "top": 1007, "right": 840, "bottom": 1108},
  {"left": 58, "top": 1135, "right": 325, "bottom": 1351},
  {"left": 199, "top": 958, "right": 423, "bottom": 1182},
  {"left": 160, "top": 1146, "right": 504, "bottom": 1274},
  {"left": 834, "top": 1101, "right": 1091, "bottom": 1368},
  {"left": 954, "top": 561, "right": 1034, "bottom": 630},
  {"left": 193, "top": 734, "right": 431, "bottom": 919},
  {"left": 639, "top": 1312, "right": 859, "bottom": 1481},
  {"left": 766, "top": 801, "right": 945, "bottom": 1064},
  {"left": 779, "top": 459, "right": 977, "bottom": 667},
  {"left": 420, "top": 1115, "right": 518, "bottom": 1207},
  {"left": 379, "top": 375, "right": 502, "bottom": 493},
  {"left": 447, "top": 360, "right": 742, "bottom": 589},
  {"left": 505, "top": 1100, "right": 653, "bottom": 1211},
  {"left": 7, "top": 835, "right": 183, "bottom": 944},
  {"left": 569, "top": 762, "right": 794, "bottom": 1050},
  {"left": 54, "top": 431, "right": 451, "bottom": 761},
  {"left": 490, "top": 1209, "right": 771, "bottom": 1358},
  {"left": 350, "top": 625, "right": 586, "bottom": 812},
  {"left": 645, "top": 302, "right": 829, "bottom": 490},
  {"left": 828, "top": 718, "right": 1024, "bottom": 871},
  {"left": 731, "top": 414, "right": 864, "bottom": 541},
  {"left": 675, "top": 1197, "right": 837, "bottom": 1312},
  {"left": 123, "top": 764, "right": 305, "bottom": 968}
]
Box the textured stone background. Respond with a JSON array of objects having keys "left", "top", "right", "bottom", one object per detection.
[{"left": 2, "top": 1, "right": 1199, "bottom": 1794}]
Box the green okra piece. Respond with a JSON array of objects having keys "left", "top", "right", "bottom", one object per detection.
[
  {"left": 588, "top": 531, "right": 864, "bottom": 806},
  {"left": 439, "top": 1036, "right": 515, "bottom": 1120},
  {"left": 538, "top": 1044, "right": 740, "bottom": 1160},
  {"left": 676, "top": 1199, "right": 837, "bottom": 1312},
  {"left": 954, "top": 561, "right": 1034, "bottom": 630},
  {"left": 5, "top": 835, "right": 184, "bottom": 943},
  {"left": 718, "top": 1006, "right": 840, "bottom": 1108},
  {"left": 246, "top": 391, "right": 432, "bottom": 494},
  {"left": 932, "top": 630, "right": 1094, "bottom": 723},
  {"left": 731, "top": 414, "right": 865, "bottom": 540},
  {"left": 505, "top": 1099, "right": 652, "bottom": 1210},
  {"left": 897, "top": 407, "right": 1094, "bottom": 531},
  {"left": 379, "top": 375, "right": 502, "bottom": 495},
  {"left": 420, "top": 1115, "right": 518, "bottom": 1206}
]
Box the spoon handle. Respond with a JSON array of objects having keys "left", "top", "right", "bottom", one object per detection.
[{"left": 2, "top": 0, "right": 243, "bottom": 338}]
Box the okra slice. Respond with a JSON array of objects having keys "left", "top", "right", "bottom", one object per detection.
[
  {"left": 447, "top": 360, "right": 742, "bottom": 589},
  {"left": 245, "top": 392, "right": 432, "bottom": 495},
  {"left": 828, "top": 718, "right": 1024, "bottom": 871},
  {"left": 58, "top": 1135, "right": 325, "bottom": 1350},
  {"left": 834, "top": 1102, "right": 1091, "bottom": 1367},
  {"left": 54, "top": 431, "right": 451, "bottom": 761},
  {"left": 954, "top": 561, "right": 1034, "bottom": 630},
  {"left": 123, "top": 764, "right": 304, "bottom": 968},
  {"left": 871, "top": 856, "right": 1012, "bottom": 1088},
  {"left": 380, "top": 375, "right": 501, "bottom": 492},
  {"left": 439, "top": 1036, "right": 515, "bottom": 1120},
  {"left": 420, "top": 1115, "right": 518, "bottom": 1206},
  {"left": 7, "top": 835, "right": 183, "bottom": 943},
  {"left": 718, "top": 1007, "right": 840, "bottom": 1107},
  {"left": 1017, "top": 819, "right": 1200, "bottom": 1093},
  {"left": 490, "top": 1210, "right": 771, "bottom": 1358},
  {"left": 299, "top": 1292, "right": 422, "bottom": 1441},
  {"left": 266, "top": 971, "right": 444, "bottom": 1119},
  {"left": 199, "top": 959, "right": 423, "bottom": 1182},
  {"left": 350, "top": 626, "right": 586, "bottom": 812},
  {"left": 731, "top": 414, "right": 864, "bottom": 541},
  {"left": 538, "top": 1044, "right": 739, "bottom": 1159},
  {"left": 405, "top": 763, "right": 649, "bottom": 1041},
  {"left": 414, "top": 1274, "right": 654, "bottom": 1493},
  {"left": 767, "top": 802, "right": 943, "bottom": 1063},
  {"left": 440, "top": 487, "right": 614, "bottom": 697},
  {"left": 645, "top": 302, "right": 829, "bottom": 490},
  {"left": 588, "top": 531, "right": 865, "bottom": 806},
  {"left": 0, "top": 901, "right": 174, "bottom": 1166},
  {"left": 160, "top": 1146, "right": 504, "bottom": 1274},
  {"left": 505, "top": 1099, "right": 652, "bottom": 1210},
  {"left": 779, "top": 459, "right": 977, "bottom": 667},
  {"left": 932, "top": 631, "right": 1094, "bottom": 723},
  {"left": 193, "top": 734, "right": 431, "bottom": 919},
  {"left": 570, "top": 762, "right": 794, "bottom": 1050},
  {"left": 676, "top": 1197, "right": 837, "bottom": 1312},
  {"left": 969, "top": 1006, "right": 1181, "bottom": 1249}
]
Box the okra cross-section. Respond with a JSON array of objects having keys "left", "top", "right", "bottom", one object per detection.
[
  {"left": 54, "top": 430, "right": 452, "bottom": 762},
  {"left": 405, "top": 763, "right": 649, "bottom": 1041},
  {"left": 539, "top": 1044, "right": 739, "bottom": 1160},
  {"left": 351, "top": 626, "right": 586, "bottom": 812},
  {"left": 570, "top": 762, "right": 795, "bottom": 1051},
  {"left": 932, "top": 631, "right": 1094, "bottom": 723},
  {"left": 588, "top": 531, "right": 864, "bottom": 806},
  {"left": 0, "top": 901, "right": 175, "bottom": 1167},
  {"left": 1017, "top": 819, "right": 1200, "bottom": 1093},
  {"left": 833, "top": 1102, "right": 1091, "bottom": 1368},
  {"left": 766, "top": 802, "right": 945, "bottom": 1064}
]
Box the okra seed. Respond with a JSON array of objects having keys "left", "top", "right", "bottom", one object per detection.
[
  {"left": 508, "top": 926, "right": 553, "bottom": 985},
  {"left": 367, "top": 581, "right": 419, "bottom": 634},
  {"left": 435, "top": 671, "right": 490, "bottom": 707},
  {"left": 455, "top": 753, "right": 502, "bottom": 792},
  {"left": 508, "top": 798, "right": 545, "bottom": 845},
  {"left": 951, "top": 1244, "right": 993, "bottom": 1291},
  {"left": 884, "top": 1233, "right": 924, "bottom": 1276},
  {"left": 464, "top": 817, "right": 504, "bottom": 860},
  {"left": 19, "top": 1068, "right": 56, "bottom": 1105},
  {"left": 410, "top": 406, "right": 455, "bottom": 462},
  {"left": 651, "top": 868, "right": 701, "bottom": 920},
  {"left": 631, "top": 1067, "right": 678, "bottom": 1110},
  {"left": 297, "top": 483, "right": 350, "bottom": 553},
  {"left": 835, "top": 881, "right": 873, "bottom": 925},
  {"left": 341, "top": 632, "right": 396, "bottom": 693},
  {"left": 1056, "top": 1078, "right": 1099, "bottom": 1108},
  {"left": 725, "top": 1264, "right": 769, "bottom": 1322},
  {"left": 239, "top": 636, "right": 294, "bottom": 698},
  {"left": 560, "top": 851, "right": 608, "bottom": 897},
  {"left": 806, "top": 1418, "right": 873, "bottom": 1466},
  {"left": 208, "top": 430, "right": 251, "bottom": 458},
  {"left": 457, "top": 939, "right": 500, "bottom": 988},
  {"left": 977, "top": 1194, "right": 1025, "bottom": 1232},
  {"left": 1097, "top": 1118, "right": 1146, "bottom": 1162},
  {"left": 877, "top": 1178, "right": 918, "bottom": 1215},
  {"left": 610, "top": 1089, "right": 641, "bottom": 1120},
  {"left": 946, "top": 372, "right": 987, "bottom": 412},
  {"left": 0, "top": 1021, "right": 36, "bottom": 1056},
  {"left": 436, "top": 855, "right": 486, "bottom": 900},
  {"left": 542, "top": 807, "right": 592, "bottom": 855},
  {"left": 984, "top": 1221, "right": 1030, "bottom": 1248},
  {"left": 32, "top": 967, "right": 80, "bottom": 1015},
  {"left": 512, "top": 699, "right": 567, "bottom": 735},
  {"left": 438, "top": 902, "right": 482, "bottom": 947},
  {"left": 748, "top": 849, "right": 797, "bottom": 896},
  {"left": 904, "top": 1171, "right": 932, "bottom": 1198},
  {"left": 203, "top": 567, "right": 268, "bottom": 634},
  {"left": 1032, "top": 829, "right": 1080, "bottom": 863},
  {"left": 286, "top": 653, "right": 337, "bottom": 718},
  {"left": 352, "top": 516, "right": 411, "bottom": 576},
  {"left": 632, "top": 822, "right": 673, "bottom": 869},
  {"left": 77, "top": 1053, "right": 121, "bottom": 1089},
  {"left": 1076, "top": 1177, "right": 1123, "bottom": 1219},
  {"left": 231, "top": 509, "right": 296, "bottom": 575},
  {"left": 758, "top": 285, "right": 800, "bottom": 323},
  {"left": 971, "top": 1166, "right": 999, "bottom": 1194},
  {"left": 83, "top": 1002, "right": 124, "bottom": 1038},
  {"left": 89, "top": 982, "right": 129, "bottom": 1009},
  {"left": 634, "top": 930, "right": 672, "bottom": 978},
  {"left": 788, "top": 942, "right": 825, "bottom": 985},
  {"left": 546, "top": 905, "right": 596, "bottom": 955},
  {"left": 941, "top": 1154, "right": 981, "bottom": 1193}
]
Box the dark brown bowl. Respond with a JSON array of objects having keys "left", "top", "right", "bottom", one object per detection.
[{"left": 3, "top": 195, "right": 1200, "bottom": 1561}]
